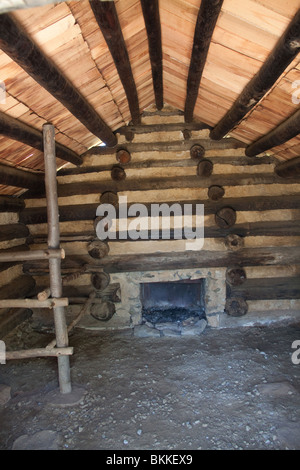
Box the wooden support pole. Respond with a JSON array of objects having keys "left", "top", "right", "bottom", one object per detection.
[
  {"left": 43, "top": 123, "right": 71, "bottom": 395},
  {"left": 89, "top": 0, "right": 140, "bottom": 125},
  {"left": 210, "top": 9, "right": 300, "bottom": 140},
  {"left": 0, "top": 14, "right": 117, "bottom": 147},
  {"left": 0, "top": 248, "right": 65, "bottom": 263},
  {"left": 0, "top": 111, "right": 82, "bottom": 166},
  {"left": 245, "top": 109, "right": 300, "bottom": 157},
  {"left": 0, "top": 298, "right": 68, "bottom": 309},
  {"left": 6, "top": 347, "right": 73, "bottom": 360},
  {"left": 275, "top": 155, "right": 300, "bottom": 178},
  {"left": 184, "top": 0, "right": 224, "bottom": 122},
  {"left": 140, "top": 0, "right": 163, "bottom": 110}
]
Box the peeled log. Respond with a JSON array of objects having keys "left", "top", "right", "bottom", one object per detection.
[
  {"left": 190, "top": 144, "right": 205, "bottom": 160},
  {"left": 87, "top": 240, "right": 110, "bottom": 259},
  {"left": 100, "top": 191, "right": 119, "bottom": 207},
  {"left": 91, "top": 272, "right": 110, "bottom": 291},
  {"left": 90, "top": 300, "right": 116, "bottom": 321},
  {"left": 226, "top": 267, "right": 247, "bottom": 286},
  {"left": 215, "top": 207, "right": 236, "bottom": 228},
  {"left": 224, "top": 234, "right": 244, "bottom": 251},
  {"left": 225, "top": 297, "right": 248, "bottom": 317},
  {"left": 208, "top": 185, "right": 224, "bottom": 201},
  {"left": 116, "top": 148, "right": 131, "bottom": 164},
  {"left": 197, "top": 159, "right": 213, "bottom": 177},
  {"left": 111, "top": 166, "right": 126, "bottom": 181}
]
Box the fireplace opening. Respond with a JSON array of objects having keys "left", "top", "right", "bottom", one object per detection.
[{"left": 140, "top": 279, "right": 206, "bottom": 324}]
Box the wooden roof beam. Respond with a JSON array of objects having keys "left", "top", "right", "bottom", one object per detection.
[
  {"left": 140, "top": 0, "right": 163, "bottom": 111},
  {"left": 0, "top": 14, "right": 117, "bottom": 147},
  {"left": 275, "top": 155, "right": 300, "bottom": 178},
  {"left": 210, "top": 9, "right": 300, "bottom": 140},
  {"left": 184, "top": 0, "right": 224, "bottom": 123},
  {"left": 0, "top": 111, "right": 82, "bottom": 166},
  {"left": 89, "top": 0, "right": 141, "bottom": 125},
  {"left": 245, "top": 108, "right": 300, "bottom": 157},
  {"left": 0, "top": 163, "right": 43, "bottom": 190}
]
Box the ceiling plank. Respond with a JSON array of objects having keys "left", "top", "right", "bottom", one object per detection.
[
  {"left": 140, "top": 0, "right": 163, "bottom": 110},
  {"left": 89, "top": 0, "right": 141, "bottom": 125},
  {"left": 0, "top": 111, "right": 82, "bottom": 166},
  {"left": 245, "top": 108, "right": 300, "bottom": 157},
  {"left": 184, "top": 0, "right": 224, "bottom": 123},
  {"left": 275, "top": 155, "right": 300, "bottom": 178},
  {"left": 210, "top": 8, "right": 300, "bottom": 140},
  {"left": 0, "top": 13, "right": 117, "bottom": 147}
]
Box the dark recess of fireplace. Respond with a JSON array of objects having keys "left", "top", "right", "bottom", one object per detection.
[{"left": 140, "top": 279, "right": 206, "bottom": 324}]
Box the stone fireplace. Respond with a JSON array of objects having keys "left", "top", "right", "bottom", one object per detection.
[
  {"left": 79, "top": 267, "right": 227, "bottom": 333},
  {"left": 141, "top": 279, "right": 205, "bottom": 322}
]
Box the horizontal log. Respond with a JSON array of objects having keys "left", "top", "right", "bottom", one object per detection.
[
  {"left": 23, "top": 192, "right": 300, "bottom": 226},
  {"left": 0, "top": 248, "right": 65, "bottom": 263},
  {"left": 0, "top": 308, "right": 32, "bottom": 338},
  {"left": 0, "top": 196, "right": 25, "bottom": 212},
  {"left": 83, "top": 138, "right": 246, "bottom": 156},
  {"left": 116, "top": 121, "right": 211, "bottom": 136},
  {"left": 26, "top": 219, "right": 300, "bottom": 246},
  {"left": 0, "top": 111, "right": 82, "bottom": 166},
  {"left": 23, "top": 246, "right": 300, "bottom": 275},
  {"left": 0, "top": 275, "right": 36, "bottom": 300},
  {"left": 227, "top": 277, "right": 300, "bottom": 300},
  {"left": 41, "top": 173, "right": 300, "bottom": 199},
  {"left": 275, "top": 155, "right": 300, "bottom": 178},
  {"left": 0, "top": 298, "right": 69, "bottom": 309},
  {"left": 5, "top": 347, "right": 73, "bottom": 360},
  {"left": 0, "top": 223, "right": 29, "bottom": 242},
  {"left": 0, "top": 163, "right": 43, "bottom": 191},
  {"left": 0, "top": 244, "right": 29, "bottom": 272},
  {"left": 58, "top": 155, "right": 276, "bottom": 176}
]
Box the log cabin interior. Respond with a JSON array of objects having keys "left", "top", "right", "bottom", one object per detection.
[{"left": 0, "top": 0, "right": 300, "bottom": 451}]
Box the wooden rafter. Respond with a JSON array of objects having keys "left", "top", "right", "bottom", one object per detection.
[
  {"left": 0, "top": 13, "right": 117, "bottom": 147},
  {"left": 0, "top": 162, "right": 43, "bottom": 190},
  {"left": 210, "top": 9, "right": 300, "bottom": 140},
  {"left": 0, "top": 111, "right": 82, "bottom": 166},
  {"left": 275, "top": 155, "right": 300, "bottom": 178},
  {"left": 245, "top": 108, "right": 300, "bottom": 157},
  {"left": 89, "top": 0, "right": 141, "bottom": 125},
  {"left": 184, "top": 0, "right": 224, "bottom": 123},
  {"left": 140, "top": 0, "right": 163, "bottom": 110}
]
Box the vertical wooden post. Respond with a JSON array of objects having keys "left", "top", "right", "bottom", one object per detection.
[{"left": 43, "top": 123, "right": 72, "bottom": 395}]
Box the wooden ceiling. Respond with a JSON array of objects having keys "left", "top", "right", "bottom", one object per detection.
[{"left": 0, "top": 0, "right": 299, "bottom": 196}]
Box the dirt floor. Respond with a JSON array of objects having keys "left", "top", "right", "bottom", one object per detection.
[{"left": 0, "top": 317, "right": 300, "bottom": 451}]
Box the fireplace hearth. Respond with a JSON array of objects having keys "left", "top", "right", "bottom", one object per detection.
[{"left": 141, "top": 280, "right": 205, "bottom": 324}]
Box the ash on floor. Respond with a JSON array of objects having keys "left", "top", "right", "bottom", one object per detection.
[{"left": 0, "top": 318, "right": 299, "bottom": 450}]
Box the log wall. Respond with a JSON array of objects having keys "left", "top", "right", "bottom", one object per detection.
[
  {"left": 15, "top": 107, "right": 300, "bottom": 328},
  {"left": 0, "top": 210, "right": 35, "bottom": 336}
]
